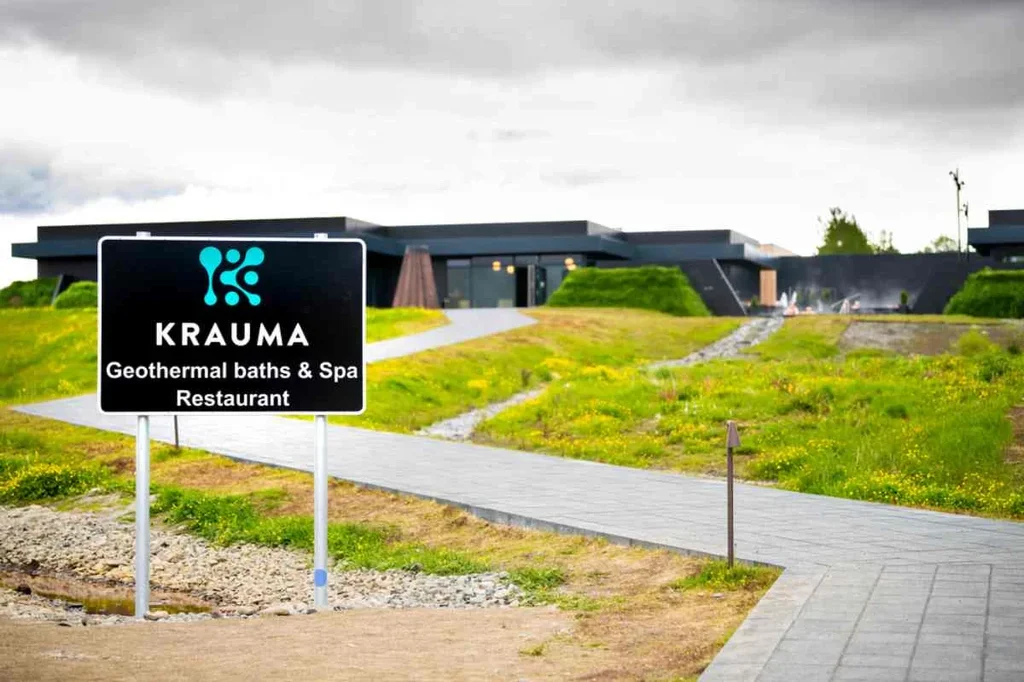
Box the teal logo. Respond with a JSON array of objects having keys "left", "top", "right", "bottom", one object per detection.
[{"left": 199, "top": 245, "right": 264, "bottom": 306}]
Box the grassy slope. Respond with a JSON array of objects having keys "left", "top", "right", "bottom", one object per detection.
[
  {"left": 0, "top": 278, "right": 56, "bottom": 308},
  {"left": 478, "top": 316, "right": 1024, "bottom": 518},
  {"left": 546, "top": 266, "right": 710, "bottom": 317},
  {"left": 341, "top": 309, "right": 739, "bottom": 432},
  {"left": 0, "top": 307, "right": 445, "bottom": 408},
  {"left": 365, "top": 307, "right": 447, "bottom": 343},
  {"left": 0, "top": 309, "right": 97, "bottom": 407},
  {"left": 946, "top": 269, "right": 1024, "bottom": 318}
]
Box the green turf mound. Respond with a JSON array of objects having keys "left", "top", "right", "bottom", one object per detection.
[
  {"left": 53, "top": 281, "right": 98, "bottom": 309},
  {"left": 0, "top": 278, "right": 57, "bottom": 308},
  {"left": 945, "top": 268, "right": 1024, "bottom": 318},
  {"left": 546, "top": 266, "right": 710, "bottom": 317}
]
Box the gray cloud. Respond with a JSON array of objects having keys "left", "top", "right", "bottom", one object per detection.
[
  {"left": 1, "top": 1, "right": 1022, "bottom": 118},
  {"left": 0, "top": 146, "right": 186, "bottom": 215}
]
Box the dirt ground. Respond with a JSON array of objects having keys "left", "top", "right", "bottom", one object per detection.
[
  {"left": 0, "top": 608, "right": 625, "bottom": 682},
  {"left": 840, "top": 321, "right": 1018, "bottom": 355}
]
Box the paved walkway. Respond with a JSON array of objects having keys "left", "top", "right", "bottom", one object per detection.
[
  {"left": 367, "top": 308, "right": 535, "bottom": 363},
  {"left": 13, "top": 315, "right": 1024, "bottom": 681}
]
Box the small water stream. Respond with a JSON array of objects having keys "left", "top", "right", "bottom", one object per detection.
[{"left": 0, "top": 566, "right": 210, "bottom": 616}]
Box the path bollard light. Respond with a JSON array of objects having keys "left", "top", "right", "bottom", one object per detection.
[
  {"left": 726, "top": 420, "right": 740, "bottom": 568},
  {"left": 98, "top": 232, "right": 366, "bottom": 618}
]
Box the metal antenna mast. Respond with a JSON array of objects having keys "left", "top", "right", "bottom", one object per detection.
[{"left": 949, "top": 169, "right": 965, "bottom": 258}]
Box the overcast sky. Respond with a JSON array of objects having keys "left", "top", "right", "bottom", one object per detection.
[{"left": 2, "top": 0, "right": 1023, "bottom": 284}]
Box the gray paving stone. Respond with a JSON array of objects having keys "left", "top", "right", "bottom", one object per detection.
[
  {"left": 843, "top": 635, "right": 916, "bottom": 658},
  {"left": 908, "top": 668, "right": 980, "bottom": 682},
  {"left": 757, "top": 661, "right": 834, "bottom": 682},
  {"left": 833, "top": 665, "right": 908, "bottom": 681},
  {"left": 911, "top": 644, "right": 983, "bottom": 669},
  {"left": 984, "top": 654, "right": 1024, "bottom": 673},
  {"left": 984, "top": 673, "right": 1024, "bottom": 682},
  {"left": 926, "top": 596, "right": 988, "bottom": 616}
]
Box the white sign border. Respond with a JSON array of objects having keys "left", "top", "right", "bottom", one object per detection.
[{"left": 96, "top": 235, "right": 368, "bottom": 416}]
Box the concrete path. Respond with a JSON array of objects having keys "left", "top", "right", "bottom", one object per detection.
[
  {"left": 367, "top": 308, "right": 535, "bottom": 363},
  {"left": 16, "top": 395, "right": 1024, "bottom": 681}
]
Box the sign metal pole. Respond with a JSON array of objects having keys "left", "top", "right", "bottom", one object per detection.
[
  {"left": 726, "top": 420, "right": 740, "bottom": 569},
  {"left": 313, "top": 232, "right": 329, "bottom": 609},
  {"left": 134, "top": 230, "right": 152, "bottom": 619}
]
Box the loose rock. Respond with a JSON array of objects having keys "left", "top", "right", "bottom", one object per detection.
[{"left": 0, "top": 505, "right": 520, "bottom": 627}]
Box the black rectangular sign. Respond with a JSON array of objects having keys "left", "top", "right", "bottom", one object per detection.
[{"left": 98, "top": 237, "right": 365, "bottom": 414}]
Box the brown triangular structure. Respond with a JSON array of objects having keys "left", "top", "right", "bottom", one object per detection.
[{"left": 392, "top": 245, "right": 440, "bottom": 308}]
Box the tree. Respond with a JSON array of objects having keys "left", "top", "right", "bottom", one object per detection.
[
  {"left": 817, "top": 207, "right": 873, "bottom": 255},
  {"left": 920, "top": 235, "right": 957, "bottom": 253},
  {"left": 873, "top": 229, "right": 899, "bottom": 254}
]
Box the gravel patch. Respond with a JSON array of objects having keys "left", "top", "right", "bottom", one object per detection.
[
  {"left": 417, "top": 388, "right": 546, "bottom": 441},
  {"left": 419, "top": 317, "right": 785, "bottom": 441},
  {"left": 0, "top": 505, "right": 520, "bottom": 626},
  {"left": 649, "top": 317, "right": 784, "bottom": 369}
]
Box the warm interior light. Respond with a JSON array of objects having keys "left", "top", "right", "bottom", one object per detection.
[
  {"left": 491, "top": 260, "right": 501, "bottom": 271},
  {"left": 564, "top": 257, "right": 575, "bottom": 266},
  {"left": 567, "top": 263, "right": 577, "bottom": 271},
  {"left": 506, "top": 264, "right": 515, "bottom": 274}
]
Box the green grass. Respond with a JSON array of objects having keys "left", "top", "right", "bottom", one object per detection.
[
  {"left": 365, "top": 307, "right": 447, "bottom": 343},
  {"left": 670, "top": 561, "right": 777, "bottom": 592},
  {"left": 546, "top": 266, "right": 710, "bottom": 317},
  {"left": 946, "top": 268, "right": 1024, "bottom": 318},
  {"left": 477, "top": 317, "right": 1024, "bottom": 518},
  {"left": 0, "top": 309, "right": 98, "bottom": 407},
  {"left": 0, "top": 307, "right": 443, "bottom": 407},
  {"left": 340, "top": 309, "right": 739, "bottom": 432},
  {"left": 751, "top": 316, "right": 850, "bottom": 360},
  {"left": 0, "top": 278, "right": 57, "bottom": 308},
  {"left": 53, "top": 281, "right": 97, "bottom": 309},
  {"left": 152, "top": 486, "right": 487, "bottom": 574}
]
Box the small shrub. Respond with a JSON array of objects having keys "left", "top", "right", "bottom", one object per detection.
[
  {"left": 885, "top": 403, "right": 909, "bottom": 419},
  {"left": 53, "top": 281, "right": 98, "bottom": 309},
  {"left": 783, "top": 385, "right": 835, "bottom": 415},
  {"left": 955, "top": 329, "right": 996, "bottom": 357},
  {"left": 747, "top": 447, "right": 807, "bottom": 480},
  {"left": 0, "top": 464, "right": 105, "bottom": 502},
  {"left": 978, "top": 353, "right": 1012, "bottom": 383},
  {"left": 509, "top": 567, "right": 566, "bottom": 591},
  {"left": 671, "top": 561, "right": 776, "bottom": 592}
]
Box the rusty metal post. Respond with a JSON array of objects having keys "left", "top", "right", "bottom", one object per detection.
[
  {"left": 726, "top": 420, "right": 740, "bottom": 568},
  {"left": 173, "top": 415, "right": 179, "bottom": 449}
]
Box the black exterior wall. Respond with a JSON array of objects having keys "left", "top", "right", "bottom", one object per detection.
[
  {"left": 774, "top": 253, "right": 1001, "bottom": 313},
  {"left": 38, "top": 257, "right": 98, "bottom": 281}
]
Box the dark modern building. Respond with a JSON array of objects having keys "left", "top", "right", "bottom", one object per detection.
[{"left": 11, "top": 209, "right": 1024, "bottom": 315}]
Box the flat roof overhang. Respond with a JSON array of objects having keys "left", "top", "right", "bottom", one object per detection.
[
  {"left": 13, "top": 230, "right": 775, "bottom": 268},
  {"left": 401, "top": 234, "right": 636, "bottom": 259},
  {"left": 632, "top": 242, "right": 780, "bottom": 268},
  {"left": 967, "top": 227, "right": 1024, "bottom": 257},
  {"left": 12, "top": 232, "right": 407, "bottom": 260}
]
